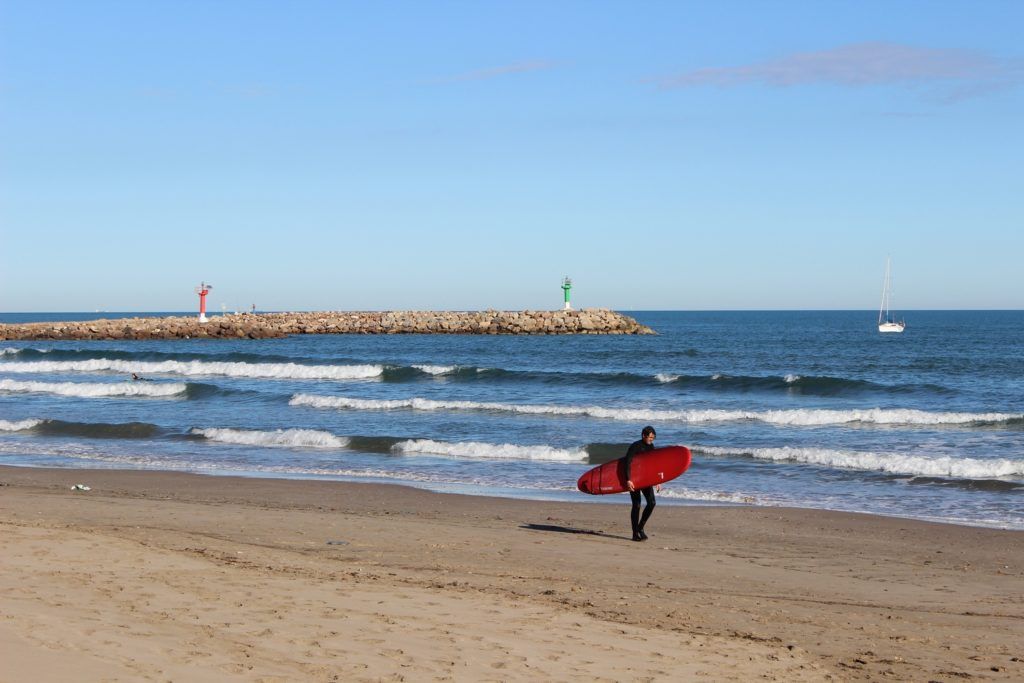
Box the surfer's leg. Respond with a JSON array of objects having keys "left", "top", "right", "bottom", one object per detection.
[
  {"left": 638, "top": 487, "right": 656, "bottom": 538},
  {"left": 630, "top": 490, "right": 642, "bottom": 540}
]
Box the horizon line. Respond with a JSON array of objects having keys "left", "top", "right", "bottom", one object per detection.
[{"left": 2, "top": 308, "right": 1023, "bottom": 315}]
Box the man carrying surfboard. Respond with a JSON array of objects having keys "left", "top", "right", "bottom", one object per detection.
[
  {"left": 625, "top": 426, "right": 660, "bottom": 541},
  {"left": 576, "top": 431, "right": 691, "bottom": 535}
]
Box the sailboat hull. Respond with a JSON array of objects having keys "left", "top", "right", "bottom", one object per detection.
[{"left": 878, "top": 322, "right": 905, "bottom": 333}]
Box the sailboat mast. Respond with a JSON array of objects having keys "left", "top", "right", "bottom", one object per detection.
[
  {"left": 877, "top": 257, "right": 905, "bottom": 333},
  {"left": 878, "top": 258, "right": 891, "bottom": 325}
]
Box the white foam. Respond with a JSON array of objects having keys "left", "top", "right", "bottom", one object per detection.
[
  {"left": 698, "top": 445, "right": 1024, "bottom": 479},
  {"left": 0, "top": 440, "right": 467, "bottom": 486},
  {"left": 412, "top": 364, "right": 458, "bottom": 375},
  {"left": 0, "top": 378, "right": 188, "bottom": 398},
  {"left": 0, "top": 359, "right": 383, "bottom": 381},
  {"left": 392, "top": 439, "right": 588, "bottom": 462},
  {"left": 0, "top": 439, "right": 1019, "bottom": 529},
  {"left": 784, "top": 374, "right": 801, "bottom": 383},
  {"left": 1, "top": 348, "right": 24, "bottom": 356},
  {"left": 192, "top": 427, "right": 350, "bottom": 449},
  {"left": 656, "top": 487, "right": 761, "bottom": 505},
  {"left": 0, "top": 419, "right": 43, "bottom": 431},
  {"left": 288, "top": 393, "right": 1022, "bottom": 427},
  {"left": 654, "top": 373, "right": 679, "bottom": 383}
]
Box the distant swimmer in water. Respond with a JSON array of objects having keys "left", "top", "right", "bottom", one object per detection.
[
  {"left": 131, "top": 373, "right": 143, "bottom": 381},
  {"left": 625, "top": 425, "right": 660, "bottom": 542}
]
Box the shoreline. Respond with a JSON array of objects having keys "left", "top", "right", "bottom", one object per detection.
[
  {"left": 2, "top": 464, "right": 1022, "bottom": 680},
  {"left": 4, "top": 459, "right": 1020, "bottom": 532}
]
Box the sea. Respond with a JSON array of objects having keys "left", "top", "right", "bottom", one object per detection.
[{"left": 1, "top": 310, "right": 1022, "bottom": 530}]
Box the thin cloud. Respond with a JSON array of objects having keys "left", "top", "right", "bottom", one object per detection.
[
  {"left": 224, "top": 83, "right": 277, "bottom": 98},
  {"left": 429, "top": 60, "right": 556, "bottom": 85},
  {"left": 139, "top": 86, "right": 179, "bottom": 99},
  {"left": 654, "top": 42, "right": 1023, "bottom": 100}
]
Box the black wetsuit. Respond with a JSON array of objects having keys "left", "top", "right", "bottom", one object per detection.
[{"left": 624, "top": 439, "right": 656, "bottom": 538}]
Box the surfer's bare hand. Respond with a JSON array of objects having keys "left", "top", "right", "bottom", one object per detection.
[
  {"left": 627, "top": 480, "right": 635, "bottom": 492},
  {"left": 656, "top": 484, "right": 662, "bottom": 493}
]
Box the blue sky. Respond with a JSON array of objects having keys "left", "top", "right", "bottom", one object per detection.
[{"left": 1, "top": 1, "right": 1021, "bottom": 311}]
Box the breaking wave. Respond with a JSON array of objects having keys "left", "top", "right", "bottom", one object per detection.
[
  {"left": 454, "top": 368, "right": 940, "bottom": 395},
  {"left": 192, "top": 430, "right": 589, "bottom": 461},
  {"left": 0, "top": 378, "right": 188, "bottom": 398},
  {"left": 0, "top": 418, "right": 164, "bottom": 438},
  {"left": 0, "top": 441, "right": 589, "bottom": 491},
  {"left": 411, "top": 364, "right": 458, "bottom": 375},
  {"left": 392, "top": 439, "right": 588, "bottom": 462},
  {"left": 4, "top": 347, "right": 315, "bottom": 364},
  {"left": 675, "top": 372, "right": 950, "bottom": 396},
  {"left": 38, "top": 419, "right": 164, "bottom": 438},
  {"left": 191, "top": 427, "right": 351, "bottom": 449},
  {"left": 0, "top": 350, "right": 953, "bottom": 395},
  {"left": 656, "top": 488, "right": 761, "bottom": 505},
  {"left": 696, "top": 445, "right": 1024, "bottom": 480},
  {"left": 0, "top": 418, "right": 43, "bottom": 431},
  {"left": 0, "top": 359, "right": 383, "bottom": 381},
  {"left": 906, "top": 476, "right": 1023, "bottom": 493},
  {"left": 288, "top": 394, "right": 1023, "bottom": 427}
]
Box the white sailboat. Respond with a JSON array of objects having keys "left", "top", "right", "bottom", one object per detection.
[{"left": 877, "top": 257, "right": 905, "bottom": 333}]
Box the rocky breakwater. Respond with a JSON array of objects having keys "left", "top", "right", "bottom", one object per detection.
[{"left": 0, "top": 309, "right": 654, "bottom": 340}]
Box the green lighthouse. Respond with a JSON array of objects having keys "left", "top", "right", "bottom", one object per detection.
[{"left": 561, "top": 277, "right": 572, "bottom": 310}]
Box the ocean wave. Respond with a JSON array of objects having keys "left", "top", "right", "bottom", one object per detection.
[
  {"left": 0, "top": 439, "right": 577, "bottom": 487},
  {"left": 191, "top": 427, "right": 350, "bottom": 449},
  {"left": 411, "top": 364, "right": 458, "bottom": 375},
  {"left": 0, "top": 349, "right": 953, "bottom": 396},
  {"left": 0, "top": 418, "right": 43, "bottom": 431},
  {"left": 472, "top": 367, "right": 946, "bottom": 396},
  {"left": 0, "top": 358, "right": 383, "bottom": 381},
  {"left": 522, "top": 369, "right": 912, "bottom": 395},
  {"left": 288, "top": 393, "right": 1022, "bottom": 427},
  {"left": 656, "top": 488, "right": 761, "bottom": 505},
  {"left": 0, "top": 378, "right": 188, "bottom": 398},
  {"left": 35, "top": 419, "right": 164, "bottom": 438},
  {"left": 4, "top": 347, "right": 353, "bottom": 365},
  {"left": 374, "top": 362, "right": 929, "bottom": 395},
  {"left": 0, "top": 443, "right": 512, "bottom": 488},
  {"left": 392, "top": 439, "right": 588, "bottom": 462},
  {"left": 906, "top": 476, "right": 1023, "bottom": 493},
  {"left": 685, "top": 372, "right": 945, "bottom": 396},
  {"left": 695, "top": 445, "right": 1024, "bottom": 480}
]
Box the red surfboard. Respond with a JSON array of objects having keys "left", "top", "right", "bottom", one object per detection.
[{"left": 577, "top": 445, "right": 692, "bottom": 495}]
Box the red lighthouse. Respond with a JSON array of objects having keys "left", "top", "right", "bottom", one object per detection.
[{"left": 195, "top": 282, "right": 213, "bottom": 322}]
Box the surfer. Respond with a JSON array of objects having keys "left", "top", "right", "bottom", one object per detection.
[
  {"left": 625, "top": 426, "right": 660, "bottom": 542},
  {"left": 131, "top": 373, "right": 142, "bottom": 381}
]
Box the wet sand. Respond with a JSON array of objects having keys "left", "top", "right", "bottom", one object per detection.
[{"left": 1, "top": 465, "right": 1021, "bottom": 681}]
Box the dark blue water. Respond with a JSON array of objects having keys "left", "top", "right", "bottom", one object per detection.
[{"left": 2, "top": 311, "right": 1022, "bottom": 528}]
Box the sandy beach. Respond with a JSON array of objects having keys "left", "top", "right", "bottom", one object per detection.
[{"left": 1, "top": 465, "right": 1021, "bottom": 682}]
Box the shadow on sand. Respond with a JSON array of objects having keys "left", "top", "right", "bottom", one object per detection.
[{"left": 520, "top": 523, "right": 631, "bottom": 541}]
